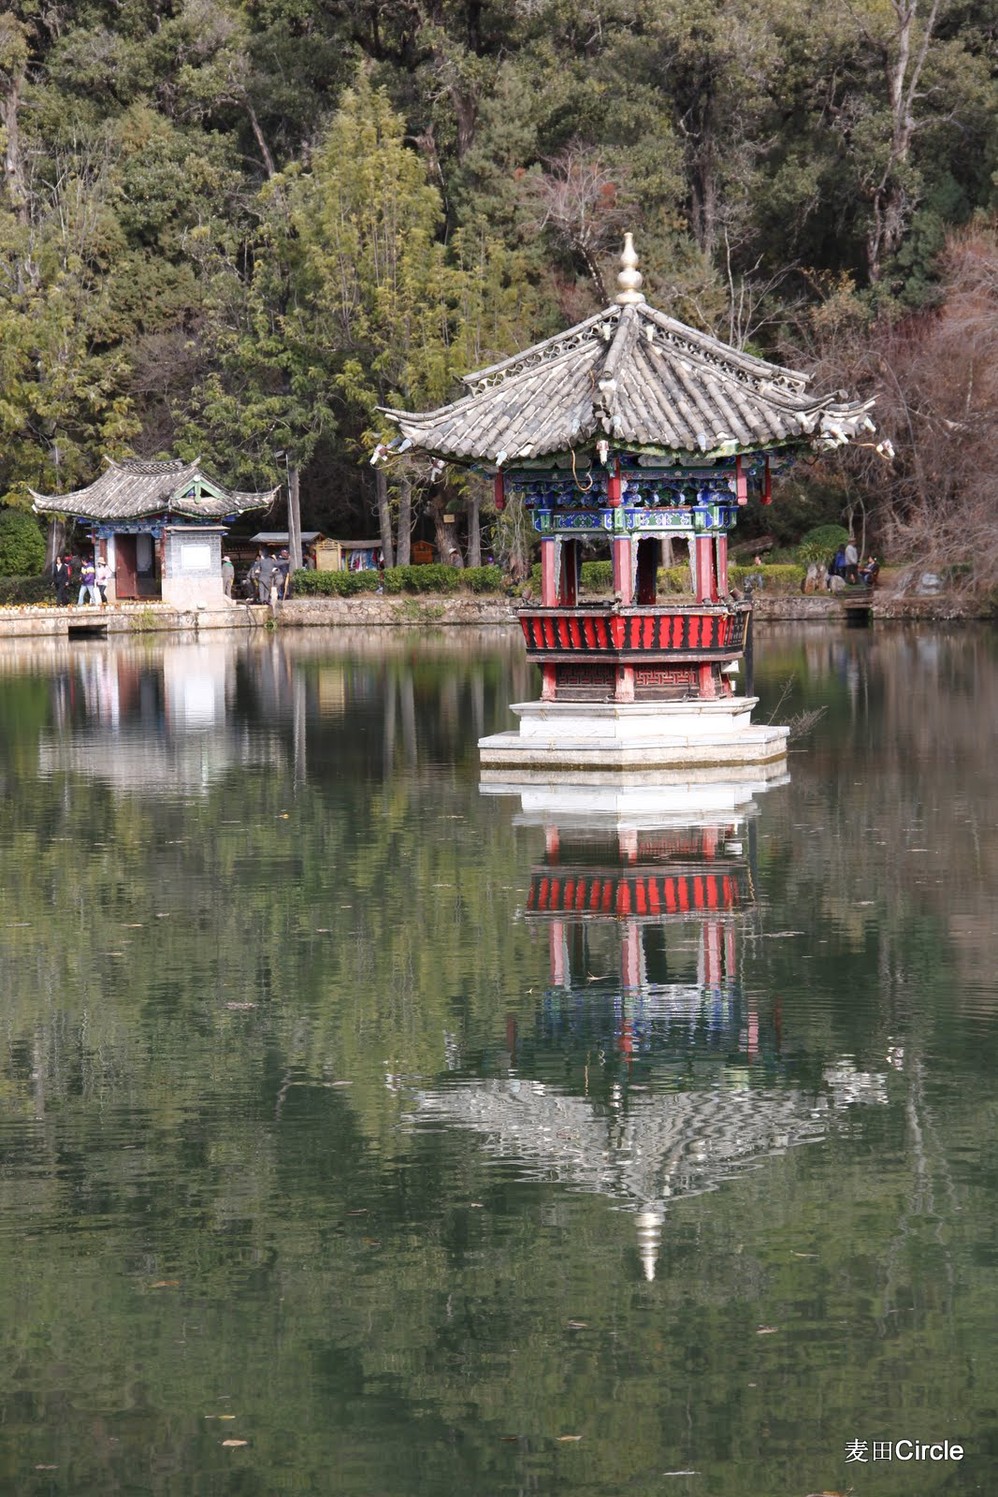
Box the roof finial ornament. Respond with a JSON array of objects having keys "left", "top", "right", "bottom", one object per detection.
[{"left": 615, "top": 232, "right": 645, "bottom": 305}]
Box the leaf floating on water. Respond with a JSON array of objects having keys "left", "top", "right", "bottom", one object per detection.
[
  {"left": 221, "top": 1438, "right": 249, "bottom": 1447},
  {"left": 662, "top": 1471, "right": 699, "bottom": 1478},
  {"left": 760, "top": 931, "right": 805, "bottom": 939},
  {"left": 792, "top": 1251, "right": 818, "bottom": 1258},
  {"left": 34, "top": 1466, "right": 58, "bottom": 1471},
  {"left": 556, "top": 1434, "right": 582, "bottom": 1442},
  {"left": 151, "top": 1279, "right": 180, "bottom": 1289},
  {"left": 566, "top": 1320, "right": 588, "bottom": 1330},
  {"left": 756, "top": 1325, "right": 779, "bottom": 1335},
  {"left": 226, "top": 1002, "right": 256, "bottom": 1011},
  {"left": 469, "top": 1201, "right": 484, "bottom": 1208}
]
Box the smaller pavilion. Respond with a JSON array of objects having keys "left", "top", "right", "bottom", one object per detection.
[
  {"left": 32, "top": 458, "right": 278, "bottom": 607},
  {"left": 384, "top": 237, "right": 876, "bottom": 776}
]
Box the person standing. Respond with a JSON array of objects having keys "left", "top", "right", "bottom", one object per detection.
[
  {"left": 273, "top": 549, "right": 291, "bottom": 601},
  {"left": 844, "top": 538, "right": 859, "bottom": 585},
  {"left": 222, "top": 555, "right": 235, "bottom": 597},
  {"left": 54, "top": 556, "right": 71, "bottom": 606},
  {"left": 248, "top": 549, "right": 275, "bottom": 603},
  {"left": 95, "top": 557, "right": 111, "bottom": 604},
  {"left": 78, "top": 556, "right": 97, "bottom": 605}
]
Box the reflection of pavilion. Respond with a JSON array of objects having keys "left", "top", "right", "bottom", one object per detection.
[
  {"left": 412, "top": 789, "right": 886, "bottom": 1279},
  {"left": 37, "top": 641, "right": 282, "bottom": 794}
]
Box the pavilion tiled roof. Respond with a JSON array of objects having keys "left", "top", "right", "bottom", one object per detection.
[
  {"left": 382, "top": 238, "right": 875, "bottom": 466},
  {"left": 31, "top": 458, "right": 278, "bottom": 521}
]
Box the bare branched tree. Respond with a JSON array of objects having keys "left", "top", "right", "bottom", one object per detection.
[
  {"left": 518, "top": 145, "right": 636, "bottom": 300},
  {"left": 794, "top": 224, "right": 998, "bottom": 593}
]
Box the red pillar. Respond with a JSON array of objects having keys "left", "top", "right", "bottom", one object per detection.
[
  {"left": 559, "top": 540, "right": 579, "bottom": 605},
  {"left": 615, "top": 665, "right": 635, "bottom": 702},
  {"left": 541, "top": 538, "right": 559, "bottom": 606},
  {"left": 694, "top": 536, "right": 716, "bottom": 602},
  {"left": 715, "top": 533, "right": 729, "bottom": 597},
  {"left": 611, "top": 536, "right": 633, "bottom": 603}
]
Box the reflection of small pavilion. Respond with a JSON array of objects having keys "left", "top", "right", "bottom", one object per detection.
[{"left": 38, "top": 641, "right": 282, "bottom": 794}]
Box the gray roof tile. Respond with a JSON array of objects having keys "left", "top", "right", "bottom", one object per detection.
[{"left": 382, "top": 299, "right": 875, "bottom": 464}]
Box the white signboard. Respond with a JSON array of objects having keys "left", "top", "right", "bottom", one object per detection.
[{"left": 178, "top": 541, "right": 212, "bottom": 573}]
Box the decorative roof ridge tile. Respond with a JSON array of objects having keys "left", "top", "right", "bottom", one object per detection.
[
  {"left": 112, "top": 456, "right": 199, "bottom": 477},
  {"left": 637, "top": 305, "right": 811, "bottom": 398},
  {"left": 460, "top": 307, "right": 620, "bottom": 394}
]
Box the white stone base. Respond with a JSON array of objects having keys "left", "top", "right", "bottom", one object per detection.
[{"left": 479, "top": 698, "right": 789, "bottom": 773}]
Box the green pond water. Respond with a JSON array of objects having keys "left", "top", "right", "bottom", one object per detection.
[{"left": 1, "top": 622, "right": 996, "bottom": 1496}]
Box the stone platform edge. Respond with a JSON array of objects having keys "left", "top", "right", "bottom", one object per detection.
[{"left": 0, "top": 590, "right": 985, "bottom": 636}]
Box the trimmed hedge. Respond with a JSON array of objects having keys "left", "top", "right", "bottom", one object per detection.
[
  {"left": 0, "top": 575, "right": 55, "bottom": 606},
  {"left": 294, "top": 564, "right": 506, "bottom": 597},
  {"left": 291, "top": 559, "right": 806, "bottom": 600}
]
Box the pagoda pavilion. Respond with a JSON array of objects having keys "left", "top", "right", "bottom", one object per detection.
[
  {"left": 31, "top": 458, "right": 278, "bottom": 608},
  {"left": 384, "top": 237, "right": 875, "bottom": 775}
]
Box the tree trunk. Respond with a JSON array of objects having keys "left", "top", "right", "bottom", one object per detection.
[
  {"left": 287, "top": 465, "right": 303, "bottom": 569},
  {"left": 865, "top": 0, "right": 941, "bottom": 283},
  {"left": 467, "top": 487, "right": 481, "bottom": 566},
  {"left": 44, "top": 517, "right": 67, "bottom": 572},
  {"left": 0, "top": 26, "right": 30, "bottom": 226},
  {"left": 430, "top": 490, "right": 463, "bottom": 566},
  {"left": 396, "top": 475, "right": 412, "bottom": 566},
  {"left": 375, "top": 466, "right": 395, "bottom": 567}
]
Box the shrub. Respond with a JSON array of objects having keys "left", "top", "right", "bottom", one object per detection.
[
  {"left": 0, "top": 575, "right": 55, "bottom": 606},
  {"left": 581, "top": 560, "right": 613, "bottom": 590},
  {"left": 797, "top": 524, "right": 850, "bottom": 565},
  {"left": 293, "top": 569, "right": 381, "bottom": 596},
  {"left": 292, "top": 564, "right": 507, "bottom": 597},
  {"left": 730, "top": 563, "right": 804, "bottom": 593},
  {"left": 0, "top": 509, "right": 47, "bottom": 576}
]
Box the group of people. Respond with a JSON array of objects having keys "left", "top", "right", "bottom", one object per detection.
[
  {"left": 53, "top": 554, "right": 111, "bottom": 606},
  {"left": 829, "top": 542, "right": 879, "bottom": 588},
  {"left": 246, "top": 548, "right": 293, "bottom": 603}
]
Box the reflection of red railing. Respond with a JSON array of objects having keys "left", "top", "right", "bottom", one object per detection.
[
  {"left": 518, "top": 605, "right": 749, "bottom": 659},
  {"left": 527, "top": 866, "right": 747, "bottom": 917}
]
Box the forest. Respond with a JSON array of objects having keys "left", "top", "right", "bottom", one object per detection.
[{"left": 1, "top": 0, "right": 996, "bottom": 582}]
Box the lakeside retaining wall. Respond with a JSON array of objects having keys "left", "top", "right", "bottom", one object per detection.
[{"left": 0, "top": 590, "right": 986, "bottom": 638}]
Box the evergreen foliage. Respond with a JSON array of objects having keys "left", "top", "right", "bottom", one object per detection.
[
  {"left": 0, "top": 509, "right": 47, "bottom": 575},
  {"left": 1, "top": 0, "right": 996, "bottom": 573}
]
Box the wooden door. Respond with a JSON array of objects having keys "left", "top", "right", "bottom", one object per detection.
[{"left": 115, "top": 535, "right": 138, "bottom": 598}]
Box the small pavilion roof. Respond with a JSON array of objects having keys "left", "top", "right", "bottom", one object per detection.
[
  {"left": 31, "top": 458, "right": 278, "bottom": 522},
  {"left": 382, "top": 236, "right": 875, "bottom": 467}
]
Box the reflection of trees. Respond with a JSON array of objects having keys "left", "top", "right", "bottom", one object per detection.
[
  {"left": 0, "top": 627, "right": 994, "bottom": 1495},
  {"left": 753, "top": 623, "right": 998, "bottom": 1036}
]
